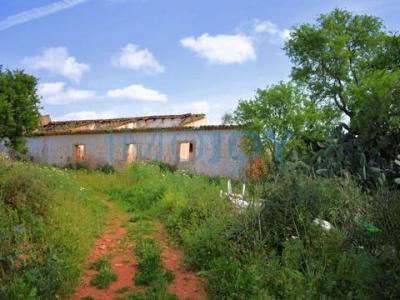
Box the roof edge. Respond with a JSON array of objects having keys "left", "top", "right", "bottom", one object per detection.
[
  {"left": 48, "top": 113, "right": 206, "bottom": 125},
  {"left": 28, "top": 125, "right": 244, "bottom": 137}
]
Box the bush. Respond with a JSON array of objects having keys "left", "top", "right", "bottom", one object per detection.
[
  {"left": 236, "top": 168, "right": 400, "bottom": 298},
  {"left": 259, "top": 168, "right": 368, "bottom": 251},
  {"left": 181, "top": 218, "right": 231, "bottom": 270},
  {"left": 207, "top": 256, "right": 268, "bottom": 299}
]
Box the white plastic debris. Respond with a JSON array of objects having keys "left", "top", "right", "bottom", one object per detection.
[
  {"left": 231, "top": 197, "right": 249, "bottom": 209},
  {"left": 313, "top": 218, "right": 334, "bottom": 231},
  {"left": 220, "top": 180, "right": 250, "bottom": 210}
]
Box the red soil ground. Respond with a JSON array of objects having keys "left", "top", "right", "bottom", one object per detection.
[
  {"left": 71, "top": 203, "right": 206, "bottom": 300},
  {"left": 154, "top": 222, "right": 207, "bottom": 300},
  {"left": 71, "top": 206, "right": 136, "bottom": 300}
]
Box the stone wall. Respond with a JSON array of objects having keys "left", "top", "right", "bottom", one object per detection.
[{"left": 26, "top": 127, "right": 249, "bottom": 179}]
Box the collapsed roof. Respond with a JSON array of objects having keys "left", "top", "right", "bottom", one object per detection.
[{"left": 38, "top": 113, "right": 206, "bottom": 134}]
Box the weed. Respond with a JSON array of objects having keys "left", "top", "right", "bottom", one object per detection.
[
  {"left": 132, "top": 236, "right": 176, "bottom": 297},
  {"left": 135, "top": 238, "right": 160, "bottom": 259},
  {"left": 126, "top": 287, "right": 178, "bottom": 300},
  {"left": 135, "top": 253, "right": 164, "bottom": 285},
  {"left": 90, "top": 259, "right": 117, "bottom": 289},
  {"left": 90, "top": 256, "right": 110, "bottom": 271},
  {"left": 129, "top": 212, "right": 151, "bottom": 223}
]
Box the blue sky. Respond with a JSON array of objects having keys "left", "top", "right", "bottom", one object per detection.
[{"left": 1, "top": 0, "right": 399, "bottom": 124}]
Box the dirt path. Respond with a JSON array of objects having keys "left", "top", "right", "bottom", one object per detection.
[
  {"left": 71, "top": 202, "right": 206, "bottom": 300},
  {"left": 153, "top": 222, "right": 207, "bottom": 299},
  {"left": 71, "top": 202, "right": 136, "bottom": 300}
]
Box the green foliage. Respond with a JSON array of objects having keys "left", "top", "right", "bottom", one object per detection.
[
  {"left": 135, "top": 253, "right": 165, "bottom": 285},
  {"left": 181, "top": 218, "right": 231, "bottom": 270},
  {"left": 126, "top": 287, "right": 178, "bottom": 300},
  {"left": 95, "top": 163, "right": 116, "bottom": 174},
  {"left": 148, "top": 160, "right": 177, "bottom": 173},
  {"left": 134, "top": 238, "right": 174, "bottom": 286},
  {"left": 0, "top": 159, "right": 108, "bottom": 299},
  {"left": 109, "top": 182, "right": 166, "bottom": 211},
  {"left": 111, "top": 162, "right": 400, "bottom": 298},
  {"left": 90, "top": 268, "right": 117, "bottom": 289},
  {"left": 206, "top": 256, "right": 267, "bottom": 299},
  {"left": 135, "top": 238, "right": 161, "bottom": 260},
  {"left": 90, "top": 256, "right": 110, "bottom": 271},
  {"left": 233, "top": 82, "right": 337, "bottom": 165},
  {"left": 63, "top": 161, "right": 92, "bottom": 171},
  {"left": 0, "top": 68, "right": 40, "bottom": 154},
  {"left": 253, "top": 168, "right": 400, "bottom": 298},
  {"left": 285, "top": 8, "right": 400, "bottom": 185},
  {"left": 89, "top": 258, "right": 117, "bottom": 289}
]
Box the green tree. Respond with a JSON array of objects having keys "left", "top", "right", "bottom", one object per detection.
[
  {"left": 0, "top": 68, "right": 40, "bottom": 154},
  {"left": 233, "top": 82, "right": 337, "bottom": 166},
  {"left": 285, "top": 9, "right": 400, "bottom": 169}
]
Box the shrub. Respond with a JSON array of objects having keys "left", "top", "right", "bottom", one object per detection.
[
  {"left": 181, "top": 218, "right": 231, "bottom": 270},
  {"left": 229, "top": 167, "right": 400, "bottom": 298},
  {"left": 259, "top": 169, "right": 368, "bottom": 251},
  {"left": 207, "top": 256, "right": 267, "bottom": 299}
]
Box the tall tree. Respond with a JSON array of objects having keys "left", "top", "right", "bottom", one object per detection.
[
  {"left": 0, "top": 68, "right": 40, "bottom": 154},
  {"left": 233, "top": 82, "right": 337, "bottom": 165},
  {"left": 285, "top": 8, "right": 400, "bottom": 183}
]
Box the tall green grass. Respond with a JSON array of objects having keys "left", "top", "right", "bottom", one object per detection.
[
  {"left": 14, "top": 160, "right": 397, "bottom": 299},
  {"left": 92, "top": 162, "right": 400, "bottom": 299},
  {"left": 0, "top": 159, "right": 108, "bottom": 299}
]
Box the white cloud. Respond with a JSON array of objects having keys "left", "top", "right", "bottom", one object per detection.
[
  {"left": 56, "top": 110, "right": 118, "bottom": 121},
  {"left": 180, "top": 33, "right": 256, "bottom": 64},
  {"left": 22, "top": 47, "right": 90, "bottom": 82},
  {"left": 112, "top": 43, "right": 164, "bottom": 74},
  {"left": 107, "top": 84, "right": 167, "bottom": 102},
  {"left": 38, "top": 82, "right": 96, "bottom": 104},
  {"left": 0, "top": 0, "right": 88, "bottom": 31},
  {"left": 252, "top": 20, "right": 291, "bottom": 41}
]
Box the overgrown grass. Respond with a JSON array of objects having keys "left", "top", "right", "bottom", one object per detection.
[
  {"left": 0, "top": 158, "right": 108, "bottom": 299},
  {"left": 6, "top": 159, "right": 397, "bottom": 299},
  {"left": 126, "top": 286, "right": 178, "bottom": 300},
  {"left": 123, "top": 214, "right": 177, "bottom": 300},
  {"left": 89, "top": 257, "right": 117, "bottom": 289},
  {"left": 134, "top": 238, "right": 174, "bottom": 286},
  {"left": 84, "top": 161, "right": 400, "bottom": 299}
]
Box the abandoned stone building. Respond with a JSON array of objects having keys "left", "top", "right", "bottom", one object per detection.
[{"left": 20, "top": 113, "right": 248, "bottom": 178}]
